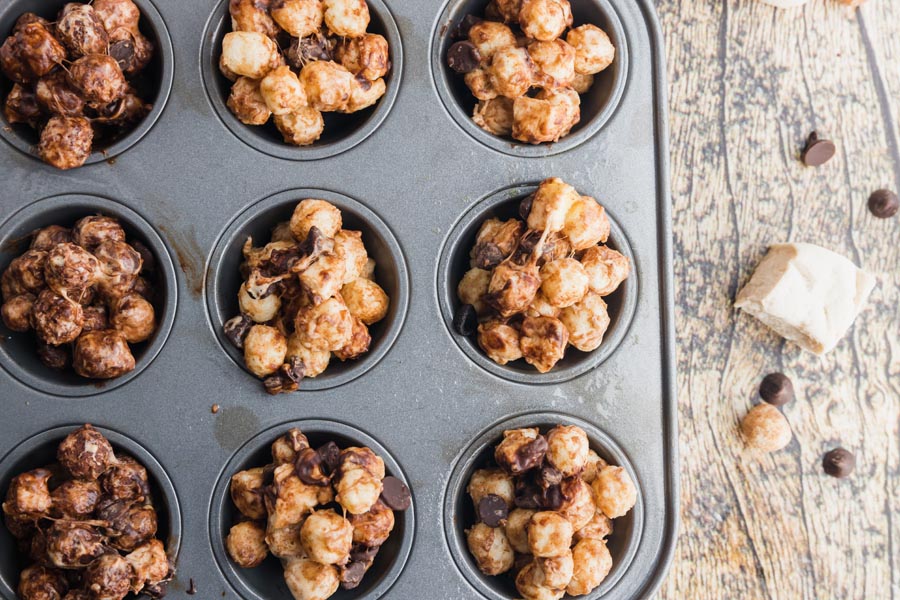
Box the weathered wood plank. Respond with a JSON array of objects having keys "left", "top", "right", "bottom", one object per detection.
[{"left": 657, "top": 0, "right": 900, "bottom": 597}]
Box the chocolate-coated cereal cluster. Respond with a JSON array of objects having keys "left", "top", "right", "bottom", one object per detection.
[
  {"left": 225, "top": 428, "right": 411, "bottom": 599},
  {"left": 1, "top": 0, "right": 155, "bottom": 170},
  {"left": 223, "top": 198, "right": 390, "bottom": 394},
  {"left": 456, "top": 177, "right": 629, "bottom": 373},
  {"left": 1, "top": 215, "right": 159, "bottom": 380},
  {"left": 446, "top": 0, "right": 615, "bottom": 144},
  {"left": 220, "top": 0, "right": 391, "bottom": 146},
  {"left": 465, "top": 424, "right": 635, "bottom": 599},
  {"left": 1, "top": 425, "right": 174, "bottom": 600}
]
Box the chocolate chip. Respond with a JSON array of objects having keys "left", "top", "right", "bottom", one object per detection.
[
  {"left": 447, "top": 41, "right": 481, "bottom": 74},
  {"left": 759, "top": 373, "right": 794, "bottom": 406},
  {"left": 317, "top": 442, "right": 340, "bottom": 476},
  {"left": 472, "top": 242, "right": 505, "bottom": 270},
  {"left": 519, "top": 194, "right": 534, "bottom": 221},
  {"left": 350, "top": 543, "right": 380, "bottom": 563},
  {"left": 868, "top": 189, "right": 899, "bottom": 219},
  {"left": 823, "top": 447, "right": 855, "bottom": 478},
  {"left": 454, "top": 304, "right": 478, "bottom": 337},
  {"left": 380, "top": 475, "right": 411, "bottom": 511},
  {"left": 223, "top": 314, "right": 253, "bottom": 349},
  {"left": 286, "top": 33, "right": 333, "bottom": 68},
  {"left": 477, "top": 494, "right": 508, "bottom": 527},
  {"left": 109, "top": 39, "right": 136, "bottom": 72},
  {"left": 514, "top": 479, "right": 542, "bottom": 509},
  {"left": 539, "top": 485, "right": 563, "bottom": 510},
  {"left": 801, "top": 132, "right": 836, "bottom": 167},
  {"left": 340, "top": 561, "right": 368, "bottom": 590},
  {"left": 452, "top": 14, "right": 483, "bottom": 39},
  {"left": 296, "top": 447, "right": 330, "bottom": 486},
  {"left": 536, "top": 465, "right": 562, "bottom": 489},
  {"left": 512, "top": 436, "right": 548, "bottom": 474}
]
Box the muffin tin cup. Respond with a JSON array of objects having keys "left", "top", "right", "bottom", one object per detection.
[
  {"left": 437, "top": 183, "right": 638, "bottom": 385},
  {"left": 200, "top": 0, "right": 404, "bottom": 161},
  {"left": 431, "top": 0, "right": 629, "bottom": 157},
  {"left": 443, "top": 411, "right": 644, "bottom": 600},
  {"left": 0, "top": 0, "right": 175, "bottom": 166},
  {"left": 205, "top": 188, "right": 409, "bottom": 391},
  {"left": 0, "top": 194, "right": 178, "bottom": 398},
  {"left": 0, "top": 424, "right": 183, "bottom": 598},
  {"left": 209, "top": 419, "right": 415, "bottom": 600}
]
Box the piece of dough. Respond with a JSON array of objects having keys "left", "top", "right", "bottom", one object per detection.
[{"left": 735, "top": 243, "right": 876, "bottom": 355}]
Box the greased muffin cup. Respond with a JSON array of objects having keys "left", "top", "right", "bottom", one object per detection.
[{"left": 0, "top": 194, "right": 177, "bottom": 398}]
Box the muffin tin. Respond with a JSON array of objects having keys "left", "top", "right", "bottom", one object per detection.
[{"left": 0, "top": 0, "right": 676, "bottom": 598}]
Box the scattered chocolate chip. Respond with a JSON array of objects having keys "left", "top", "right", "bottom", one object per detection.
[
  {"left": 514, "top": 479, "right": 542, "bottom": 509},
  {"left": 454, "top": 304, "right": 478, "bottom": 337},
  {"left": 296, "top": 447, "right": 330, "bottom": 486},
  {"left": 478, "top": 494, "right": 508, "bottom": 527},
  {"left": 223, "top": 314, "right": 253, "bottom": 349},
  {"left": 317, "top": 442, "right": 341, "bottom": 475},
  {"left": 340, "top": 561, "right": 368, "bottom": 590},
  {"left": 535, "top": 465, "right": 562, "bottom": 489},
  {"left": 211, "top": 404, "right": 219, "bottom": 414},
  {"left": 447, "top": 41, "right": 481, "bottom": 74},
  {"left": 519, "top": 193, "right": 535, "bottom": 221},
  {"left": 380, "top": 475, "right": 412, "bottom": 511},
  {"left": 512, "top": 436, "right": 548, "bottom": 474},
  {"left": 350, "top": 543, "right": 380, "bottom": 563},
  {"left": 286, "top": 33, "right": 333, "bottom": 68},
  {"left": 759, "top": 373, "right": 794, "bottom": 406},
  {"left": 109, "top": 39, "right": 136, "bottom": 72},
  {"left": 823, "top": 447, "right": 855, "bottom": 478},
  {"left": 472, "top": 242, "right": 505, "bottom": 270},
  {"left": 868, "top": 189, "right": 899, "bottom": 219},
  {"left": 539, "top": 485, "right": 563, "bottom": 510},
  {"left": 186, "top": 578, "right": 196, "bottom": 595},
  {"left": 452, "top": 14, "right": 483, "bottom": 39},
  {"left": 801, "top": 132, "right": 836, "bottom": 167}
]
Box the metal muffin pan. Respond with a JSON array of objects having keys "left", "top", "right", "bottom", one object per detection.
[
  {"left": 0, "top": 424, "right": 182, "bottom": 598},
  {"left": 0, "top": 0, "right": 676, "bottom": 598},
  {"left": 0, "top": 0, "right": 175, "bottom": 166}
]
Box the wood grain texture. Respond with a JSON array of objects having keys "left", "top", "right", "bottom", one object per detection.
[{"left": 656, "top": 0, "right": 900, "bottom": 598}]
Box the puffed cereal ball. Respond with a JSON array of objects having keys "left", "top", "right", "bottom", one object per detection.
[
  {"left": 294, "top": 296, "right": 354, "bottom": 352},
  {"left": 471, "top": 218, "right": 523, "bottom": 270},
  {"left": 68, "top": 54, "right": 127, "bottom": 104},
  {"left": 2, "top": 294, "right": 34, "bottom": 332},
  {"left": 512, "top": 95, "right": 571, "bottom": 144},
  {"left": 227, "top": 521, "right": 269, "bottom": 568},
  {"left": 239, "top": 280, "right": 281, "bottom": 323},
  {"left": 335, "top": 467, "right": 382, "bottom": 515},
  {"left": 559, "top": 292, "right": 610, "bottom": 352},
  {"left": 468, "top": 21, "right": 517, "bottom": 62},
  {"left": 283, "top": 558, "right": 340, "bottom": 600},
  {"left": 519, "top": 316, "right": 568, "bottom": 373},
  {"left": 519, "top": 0, "right": 569, "bottom": 42},
  {"left": 527, "top": 511, "right": 573, "bottom": 558},
  {"left": 591, "top": 465, "right": 636, "bottom": 519},
  {"left": 341, "top": 278, "right": 389, "bottom": 325},
  {"left": 467, "top": 522, "right": 514, "bottom": 576},
  {"left": 333, "top": 230, "right": 368, "bottom": 284},
  {"left": 557, "top": 477, "right": 595, "bottom": 531},
  {"left": 741, "top": 403, "right": 792, "bottom": 453},
  {"left": 323, "top": 0, "right": 370, "bottom": 38},
  {"left": 528, "top": 39, "right": 576, "bottom": 87},
  {"left": 581, "top": 449, "right": 608, "bottom": 484},
  {"left": 567, "top": 538, "right": 612, "bottom": 595},
  {"left": 495, "top": 428, "right": 546, "bottom": 475},
  {"left": 39, "top": 116, "right": 93, "bottom": 170},
  {"left": 564, "top": 196, "right": 609, "bottom": 250},
  {"left": 260, "top": 65, "right": 307, "bottom": 116},
  {"left": 275, "top": 108, "right": 325, "bottom": 145},
  {"left": 299, "top": 251, "right": 346, "bottom": 300},
  {"left": 535, "top": 87, "right": 580, "bottom": 138},
  {"left": 527, "top": 178, "right": 581, "bottom": 233},
  {"left": 228, "top": 77, "right": 272, "bottom": 125},
  {"left": 525, "top": 290, "right": 560, "bottom": 319},
  {"left": 18, "top": 565, "right": 67, "bottom": 600},
  {"left": 457, "top": 268, "right": 492, "bottom": 315},
  {"left": 488, "top": 47, "right": 533, "bottom": 99},
  {"left": 230, "top": 0, "right": 279, "bottom": 37},
  {"left": 349, "top": 500, "right": 394, "bottom": 547},
  {"left": 300, "top": 509, "right": 353, "bottom": 565},
  {"left": 571, "top": 71, "right": 594, "bottom": 94},
  {"left": 473, "top": 96, "right": 514, "bottom": 136},
  {"left": 516, "top": 561, "right": 566, "bottom": 600},
  {"left": 267, "top": 522, "right": 305, "bottom": 559},
  {"left": 575, "top": 509, "right": 613, "bottom": 542},
  {"left": 31, "top": 289, "right": 83, "bottom": 345},
  {"left": 286, "top": 333, "right": 331, "bottom": 377},
  {"left": 488, "top": 262, "right": 541, "bottom": 318},
  {"left": 538, "top": 552, "right": 574, "bottom": 590},
  {"left": 465, "top": 68, "right": 498, "bottom": 102},
  {"left": 540, "top": 258, "right": 589, "bottom": 309},
  {"left": 477, "top": 320, "right": 523, "bottom": 365},
  {"left": 56, "top": 4, "right": 109, "bottom": 58},
  {"left": 230, "top": 467, "right": 267, "bottom": 519},
  {"left": 341, "top": 76, "right": 386, "bottom": 113},
  {"left": 300, "top": 60, "right": 353, "bottom": 111},
  {"left": 580, "top": 245, "right": 630, "bottom": 296},
  {"left": 546, "top": 425, "right": 589, "bottom": 477},
  {"left": 336, "top": 33, "right": 390, "bottom": 81},
  {"left": 334, "top": 315, "right": 371, "bottom": 360},
  {"left": 467, "top": 468, "right": 515, "bottom": 508},
  {"left": 221, "top": 31, "right": 281, "bottom": 79},
  {"left": 243, "top": 324, "right": 287, "bottom": 377},
  {"left": 291, "top": 199, "right": 343, "bottom": 240},
  {"left": 567, "top": 24, "right": 616, "bottom": 75},
  {"left": 505, "top": 508, "right": 536, "bottom": 554},
  {"left": 271, "top": 0, "right": 324, "bottom": 38},
  {"left": 109, "top": 292, "right": 155, "bottom": 343}
]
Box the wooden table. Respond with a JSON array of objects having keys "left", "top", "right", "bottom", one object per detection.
[{"left": 657, "top": 1, "right": 900, "bottom": 597}]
